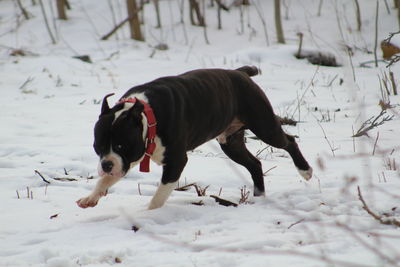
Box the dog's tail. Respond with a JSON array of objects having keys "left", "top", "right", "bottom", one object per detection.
[{"left": 236, "top": 65, "right": 260, "bottom": 77}]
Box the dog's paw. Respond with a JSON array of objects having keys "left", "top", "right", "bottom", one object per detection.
[
  {"left": 298, "top": 167, "right": 313, "bottom": 181},
  {"left": 76, "top": 195, "right": 100, "bottom": 208}
]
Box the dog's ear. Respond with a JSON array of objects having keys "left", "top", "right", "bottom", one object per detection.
[
  {"left": 128, "top": 98, "right": 144, "bottom": 119},
  {"left": 100, "top": 93, "right": 115, "bottom": 116}
]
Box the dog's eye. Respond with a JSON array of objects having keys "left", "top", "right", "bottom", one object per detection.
[{"left": 115, "top": 144, "right": 123, "bottom": 151}]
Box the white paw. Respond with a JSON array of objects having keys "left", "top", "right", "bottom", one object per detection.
[
  {"left": 298, "top": 167, "right": 313, "bottom": 181},
  {"left": 76, "top": 194, "right": 101, "bottom": 208}
]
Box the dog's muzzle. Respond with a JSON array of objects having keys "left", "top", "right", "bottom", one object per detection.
[{"left": 98, "top": 152, "right": 125, "bottom": 178}]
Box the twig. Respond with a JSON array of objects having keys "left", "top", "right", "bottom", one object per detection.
[
  {"left": 383, "top": 30, "right": 400, "bottom": 44},
  {"left": 194, "top": 184, "right": 209, "bottom": 196},
  {"left": 210, "top": 195, "right": 238, "bottom": 207},
  {"left": 191, "top": 200, "right": 204, "bottom": 206},
  {"left": 16, "top": 0, "right": 31, "bottom": 19},
  {"left": 256, "top": 145, "right": 269, "bottom": 158},
  {"left": 386, "top": 55, "right": 400, "bottom": 68},
  {"left": 53, "top": 177, "right": 77, "bottom": 181},
  {"left": 288, "top": 218, "right": 305, "bottom": 229},
  {"left": 291, "top": 66, "right": 319, "bottom": 118},
  {"left": 100, "top": 3, "right": 144, "bottom": 40},
  {"left": 389, "top": 71, "right": 397, "bottom": 95},
  {"left": 372, "top": 132, "right": 379, "bottom": 156},
  {"left": 239, "top": 185, "right": 250, "bottom": 204},
  {"left": 315, "top": 118, "right": 337, "bottom": 157},
  {"left": 16, "top": 190, "right": 20, "bottom": 199},
  {"left": 263, "top": 165, "right": 277, "bottom": 175},
  {"left": 19, "top": 76, "right": 34, "bottom": 90},
  {"left": 34, "top": 170, "right": 51, "bottom": 184},
  {"left": 352, "top": 126, "right": 356, "bottom": 153},
  {"left": 373, "top": 0, "right": 379, "bottom": 67},
  {"left": 175, "top": 182, "right": 197, "bottom": 191},
  {"left": 352, "top": 110, "right": 394, "bottom": 137},
  {"left": 38, "top": 0, "right": 56, "bottom": 44},
  {"left": 357, "top": 186, "right": 400, "bottom": 227},
  {"left": 253, "top": 0, "right": 270, "bottom": 46}
]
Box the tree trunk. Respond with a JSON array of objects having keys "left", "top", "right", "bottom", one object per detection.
[
  {"left": 189, "top": 0, "right": 205, "bottom": 26},
  {"left": 217, "top": 2, "right": 221, "bottom": 30},
  {"left": 374, "top": 0, "right": 379, "bottom": 67},
  {"left": 397, "top": 0, "right": 400, "bottom": 29},
  {"left": 16, "top": 0, "right": 30, "bottom": 19},
  {"left": 56, "top": 0, "right": 67, "bottom": 20},
  {"left": 126, "top": 0, "right": 144, "bottom": 41},
  {"left": 39, "top": 0, "right": 56, "bottom": 44},
  {"left": 354, "top": 0, "right": 361, "bottom": 31},
  {"left": 274, "top": 0, "right": 285, "bottom": 44},
  {"left": 153, "top": 0, "right": 161, "bottom": 28}
]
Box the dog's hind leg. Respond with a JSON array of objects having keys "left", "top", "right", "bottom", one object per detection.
[
  {"left": 219, "top": 130, "right": 265, "bottom": 196},
  {"left": 248, "top": 115, "right": 312, "bottom": 180},
  {"left": 148, "top": 155, "right": 188, "bottom": 209}
]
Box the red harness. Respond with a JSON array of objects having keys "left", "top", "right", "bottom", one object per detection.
[{"left": 117, "top": 98, "right": 157, "bottom": 172}]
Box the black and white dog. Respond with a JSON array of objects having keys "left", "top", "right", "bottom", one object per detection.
[{"left": 77, "top": 66, "right": 312, "bottom": 210}]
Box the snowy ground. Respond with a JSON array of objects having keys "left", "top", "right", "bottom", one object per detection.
[{"left": 1, "top": 0, "right": 400, "bottom": 266}]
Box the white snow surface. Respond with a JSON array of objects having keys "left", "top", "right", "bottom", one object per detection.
[{"left": 1, "top": 0, "right": 400, "bottom": 266}]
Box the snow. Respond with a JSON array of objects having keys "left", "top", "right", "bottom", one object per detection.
[{"left": 1, "top": 0, "right": 400, "bottom": 266}]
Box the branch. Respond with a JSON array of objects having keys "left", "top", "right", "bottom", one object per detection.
[
  {"left": 383, "top": 30, "right": 400, "bottom": 44},
  {"left": 357, "top": 186, "right": 400, "bottom": 227},
  {"left": 210, "top": 195, "right": 238, "bottom": 207},
  {"left": 352, "top": 110, "right": 394, "bottom": 137},
  {"left": 215, "top": 0, "right": 230, "bottom": 11},
  {"left": 100, "top": 3, "right": 144, "bottom": 41},
  {"left": 34, "top": 170, "right": 51, "bottom": 184},
  {"left": 386, "top": 55, "right": 400, "bottom": 68}
]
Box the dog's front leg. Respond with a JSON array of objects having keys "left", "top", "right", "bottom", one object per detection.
[
  {"left": 148, "top": 155, "right": 187, "bottom": 210},
  {"left": 76, "top": 175, "right": 122, "bottom": 208},
  {"left": 148, "top": 181, "right": 178, "bottom": 210}
]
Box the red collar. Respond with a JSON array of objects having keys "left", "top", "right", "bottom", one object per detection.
[{"left": 118, "top": 97, "right": 157, "bottom": 172}]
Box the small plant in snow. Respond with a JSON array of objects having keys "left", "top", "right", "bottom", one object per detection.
[
  {"left": 239, "top": 185, "right": 251, "bottom": 204},
  {"left": 352, "top": 109, "right": 394, "bottom": 138}
]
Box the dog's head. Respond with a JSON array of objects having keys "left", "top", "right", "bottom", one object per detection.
[{"left": 93, "top": 94, "right": 146, "bottom": 178}]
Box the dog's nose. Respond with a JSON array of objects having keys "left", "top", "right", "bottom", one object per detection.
[{"left": 101, "top": 160, "right": 114, "bottom": 173}]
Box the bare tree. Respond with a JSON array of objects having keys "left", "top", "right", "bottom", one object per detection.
[
  {"left": 126, "top": 0, "right": 144, "bottom": 41},
  {"left": 215, "top": 0, "right": 229, "bottom": 30},
  {"left": 274, "top": 0, "right": 285, "bottom": 43},
  {"left": 353, "top": 0, "right": 361, "bottom": 31},
  {"left": 38, "top": 0, "right": 56, "bottom": 44},
  {"left": 374, "top": 0, "right": 379, "bottom": 67},
  {"left": 189, "top": 0, "right": 205, "bottom": 26},
  {"left": 153, "top": 0, "right": 161, "bottom": 28},
  {"left": 56, "top": 0, "right": 67, "bottom": 20},
  {"left": 16, "top": 0, "right": 31, "bottom": 19},
  {"left": 397, "top": 0, "right": 400, "bottom": 29}
]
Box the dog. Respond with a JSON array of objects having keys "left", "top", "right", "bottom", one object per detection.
[{"left": 76, "top": 66, "right": 312, "bottom": 210}]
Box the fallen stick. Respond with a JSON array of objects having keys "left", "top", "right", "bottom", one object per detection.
[
  {"left": 175, "top": 183, "right": 197, "bottom": 191},
  {"left": 357, "top": 186, "right": 400, "bottom": 227},
  {"left": 53, "top": 177, "right": 78, "bottom": 182},
  {"left": 34, "top": 170, "right": 51, "bottom": 184},
  {"left": 210, "top": 195, "right": 238, "bottom": 207}
]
